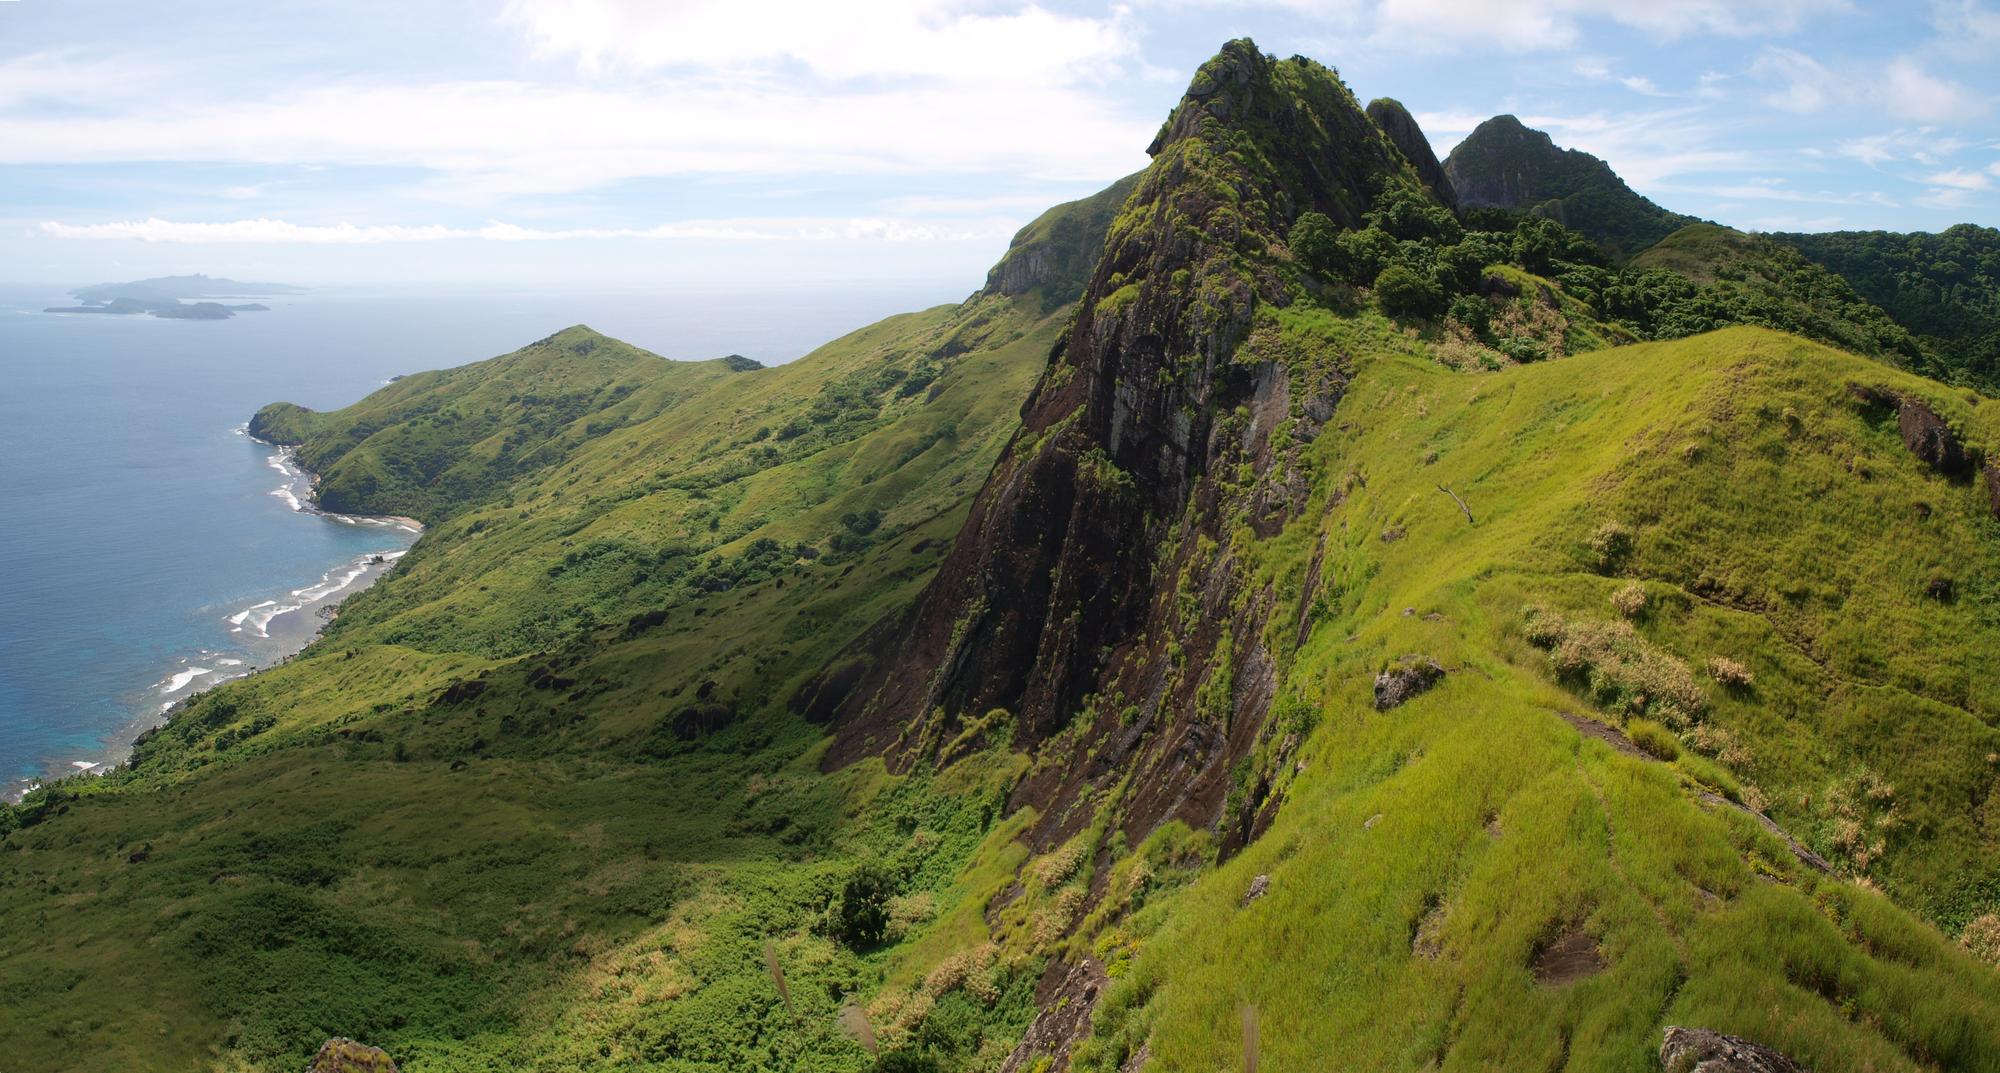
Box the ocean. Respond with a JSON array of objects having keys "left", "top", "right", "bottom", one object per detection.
[{"left": 0, "top": 282, "right": 956, "bottom": 794}]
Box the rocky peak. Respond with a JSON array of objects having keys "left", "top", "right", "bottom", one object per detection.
[
  {"left": 1443, "top": 114, "right": 1693, "bottom": 260},
  {"left": 826, "top": 39, "right": 1415, "bottom": 851},
  {"left": 1366, "top": 97, "right": 1456, "bottom": 210},
  {"left": 1444, "top": 114, "right": 1597, "bottom": 210}
]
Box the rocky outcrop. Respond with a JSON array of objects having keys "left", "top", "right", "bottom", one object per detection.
[
  {"left": 1373, "top": 657, "right": 1443, "bottom": 710},
  {"left": 996, "top": 958, "right": 1108, "bottom": 1073},
  {"left": 308, "top": 1038, "right": 398, "bottom": 1073},
  {"left": 1849, "top": 384, "right": 1976, "bottom": 479},
  {"left": 830, "top": 39, "right": 1422, "bottom": 854},
  {"left": 1896, "top": 395, "right": 1974, "bottom": 477},
  {"left": 1659, "top": 1027, "right": 1807, "bottom": 1073},
  {"left": 1367, "top": 98, "right": 1456, "bottom": 209}
]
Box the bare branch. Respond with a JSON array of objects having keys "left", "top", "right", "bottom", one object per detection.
[{"left": 1436, "top": 485, "right": 1474, "bottom": 525}]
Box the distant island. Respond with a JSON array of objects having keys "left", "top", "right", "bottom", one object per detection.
[{"left": 45, "top": 274, "right": 299, "bottom": 320}]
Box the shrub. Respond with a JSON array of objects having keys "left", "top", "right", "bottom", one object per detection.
[
  {"left": 1288, "top": 212, "right": 1341, "bottom": 279},
  {"left": 1962, "top": 913, "right": 2000, "bottom": 967},
  {"left": 1523, "top": 607, "right": 1706, "bottom": 727},
  {"left": 1588, "top": 522, "right": 1632, "bottom": 571},
  {"left": 1446, "top": 294, "right": 1491, "bottom": 337},
  {"left": 1626, "top": 719, "right": 1681, "bottom": 761},
  {"left": 831, "top": 861, "right": 896, "bottom": 947},
  {"left": 1375, "top": 264, "right": 1447, "bottom": 321},
  {"left": 1707, "top": 656, "right": 1754, "bottom": 688},
  {"left": 1609, "top": 582, "right": 1647, "bottom": 618},
  {"left": 1337, "top": 227, "right": 1401, "bottom": 284},
  {"left": 1364, "top": 183, "right": 1463, "bottom": 244}
]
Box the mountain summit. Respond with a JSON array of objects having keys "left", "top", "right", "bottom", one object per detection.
[{"left": 1444, "top": 114, "right": 1694, "bottom": 259}]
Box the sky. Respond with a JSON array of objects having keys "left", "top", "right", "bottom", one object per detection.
[{"left": 2, "top": 0, "right": 1997, "bottom": 292}]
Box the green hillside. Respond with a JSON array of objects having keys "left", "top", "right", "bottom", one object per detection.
[
  {"left": 1774, "top": 225, "right": 2000, "bottom": 392},
  {"left": 5, "top": 38, "right": 2000, "bottom": 1073}
]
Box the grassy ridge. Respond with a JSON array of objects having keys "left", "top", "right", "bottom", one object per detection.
[{"left": 1068, "top": 327, "right": 2000, "bottom": 1071}]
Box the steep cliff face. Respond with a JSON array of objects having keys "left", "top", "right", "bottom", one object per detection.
[
  {"left": 1366, "top": 97, "right": 1456, "bottom": 210},
  {"left": 1444, "top": 114, "right": 1694, "bottom": 259},
  {"left": 828, "top": 40, "right": 1421, "bottom": 847}
]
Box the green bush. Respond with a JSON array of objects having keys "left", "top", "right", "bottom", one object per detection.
[
  {"left": 832, "top": 861, "right": 897, "bottom": 948},
  {"left": 1375, "top": 264, "right": 1447, "bottom": 321},
  {"left": 1288, "top": 212, "right": 1341, "bottom": 279}
]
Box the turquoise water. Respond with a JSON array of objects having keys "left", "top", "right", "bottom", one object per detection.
[{"left": 0, "top": 283, "right": 953, "bottom": 793}]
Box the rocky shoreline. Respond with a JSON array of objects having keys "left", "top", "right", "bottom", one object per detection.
[{"left": 5, "top": 438, "right": 422, "bottom": 803}]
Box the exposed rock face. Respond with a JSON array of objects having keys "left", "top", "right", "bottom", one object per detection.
[
  {"left": 1896, "top": 395, "right": 1974, "bottom": 477},
  {"left": 1659, "top": 1027, "right": 1808, "bottom": 1073},
  {"left": 996, "top": 958, "right": 1109, "bottom": 1073},
  {"left": 1850, "top": 384, "right": 1975, "bottom": 479},
  {"left": 308, "top": 1038, "right": 398, "bottom": 1073},
  {"left": 1367, "top": 98, "right": 1456, "bottom": 209},
  {"left": 1373, "top": 657, "right": 1444, "bottom": 710},
  {"left": 829, "top": 40, "right": 1422, "bottom": 853}
]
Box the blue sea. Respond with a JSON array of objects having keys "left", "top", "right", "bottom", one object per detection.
[{"left": 0, "top": 282, "right": 955, "bottom": 794}]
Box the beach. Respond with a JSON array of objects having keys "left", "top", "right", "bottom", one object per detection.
[{"left": 7, "top": 436, "right": 422, "bottom": 801}]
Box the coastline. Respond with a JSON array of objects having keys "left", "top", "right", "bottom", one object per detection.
[{"left": 6, "top": 434, "right": 423, "bottom": 803}]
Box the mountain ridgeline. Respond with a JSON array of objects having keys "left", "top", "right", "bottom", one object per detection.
[{"left": 6, "top": 38, "right": 2000, "bottom": 1073}]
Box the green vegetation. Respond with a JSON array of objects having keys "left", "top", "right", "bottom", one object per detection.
[
  {"left": 1774, "top": 224, "right": 2000, "bottom": 392},
  {"left": 6, "top": 38, "right": 2000, "bottom": 1073}
]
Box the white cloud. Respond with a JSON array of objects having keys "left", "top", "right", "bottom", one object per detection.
[
  {"left": 504, "top": 0, "right": 1137, "bottom": 85},
  {"left": 1883, "top": 58, "right": 1979, "bottom": 121},
  {"left": 1755, "top": 48, "right": 1982, "bottom": 122},
  {"left": 1752, "top": 47, "right": 1835, "bottom": 112},
  {"left": 1929, "top": 0, "right": 2000, "bottom": 60},
  {"left": 1621, "top": 76, "right": 1669, "bottom": 96},
  {"left": 1364, "top": 0, "right": 1848, "bottom": 52},
  {"left": 1835, "top": 128, "right": 1972, "bottom": 167},
  {"left": 1924, "top": 167, "right": 1993, "bottom": 189},
  {"left": 0, "top": 70, "right": 1153, "bottom": 195},
  {"left": 1650, "top": 178, "right": 1898, "bottom": 206},
  {"left": 1512, "top": 109, "right": 1752, "bottom": 185},
  {"left": 38, "top": 215, "right": 1017, "bottom": 244},
  {"left": 1915, "top": 186, "right": 1982, "bottom": 209}
]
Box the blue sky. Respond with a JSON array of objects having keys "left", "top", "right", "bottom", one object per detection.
[{"left": 2, "top": 0, "right": 1996, "bottom": 291}]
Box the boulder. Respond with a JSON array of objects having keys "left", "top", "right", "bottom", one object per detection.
[
  {"left": 1896, "top": 395, "right": 1973, "bottom": 478},
  {"left": 308, "top": 1038, "right": 397, "bottom": 1073},
  {"left": 1373, "top": 657, "right": 1444, "bottom": 710},
  {"left": 1659, "top": 1027, "right": 1806, "bottom": 1073}
]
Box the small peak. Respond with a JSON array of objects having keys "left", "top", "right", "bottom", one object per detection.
[
  {"left": 718, "top": 354, "right": 764, "bottom": 372},
  {"left": 533, "top": 324, "right": 612, "bottom": 355},
  {"left": 1367, "top": 98, "right": 1457, "bottom": 210}
]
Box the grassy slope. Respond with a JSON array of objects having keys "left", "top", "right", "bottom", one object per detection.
[
  {"left": 1070, "top": 326, "right": 2000, "bottom": 1072},
  {"left": 0, "top": 292, "right": 1064, "bottom": 1072}
]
